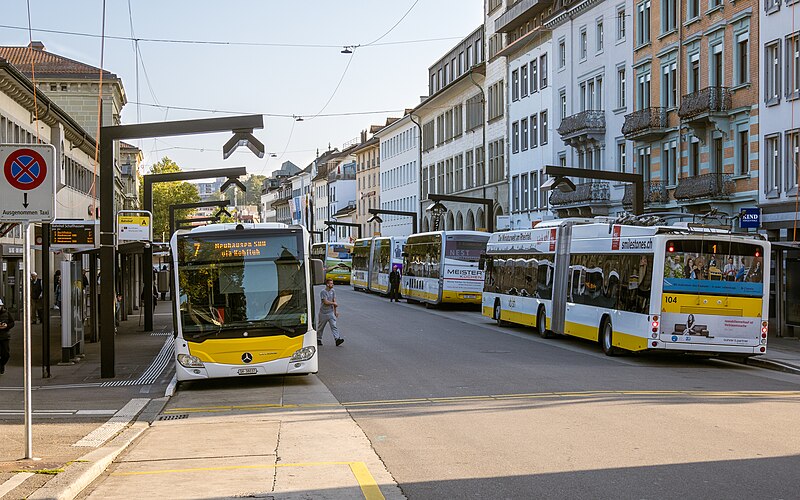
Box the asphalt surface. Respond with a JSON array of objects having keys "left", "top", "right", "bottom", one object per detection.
[
  {"left": 316, "top": 286, "right": 800, "bottom": 499},
  {"left": 2, "top": 290, "right": 800, "bottom": 499}
]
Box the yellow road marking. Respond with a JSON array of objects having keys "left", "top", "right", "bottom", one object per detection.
[
  {"left": 112, "top": 461, "right": 384, "bottom": 500},
  {"left": 162, "top": 390, "right": 800, "bottom": 414}
]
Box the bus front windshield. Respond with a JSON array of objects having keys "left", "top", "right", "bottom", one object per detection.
[
  {"left": 177, "top": 233, "right": 308, "bottom": 340},
  {"left": 662, "top": 239, "right": 764, "bottom": 297},
  {"left": 328, "top": 244, "right": 352, "bottom": 260}
]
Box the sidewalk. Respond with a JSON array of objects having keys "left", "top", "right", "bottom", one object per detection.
[
  {"left": 746, "top": 335, "right": 800, "bottom": 375},
  {"left": 0, "top": 302, "right": 175, "bottom": 499}
]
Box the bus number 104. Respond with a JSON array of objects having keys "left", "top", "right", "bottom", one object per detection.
[{"left": 665, "top": 296, "right": 678, "bottom": 304}]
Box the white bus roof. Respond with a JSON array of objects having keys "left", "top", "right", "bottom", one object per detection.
[{"left": 184, "top": 222, "right": 291, "bottom": 233}]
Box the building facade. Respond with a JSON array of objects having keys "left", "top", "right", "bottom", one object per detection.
[
  {"left": 353, "top": 128, "right": 382, "bottom": 237},
  {"left": 626, "top": 0, "right": 759, "bottom": 218},
  {"left": 376, "top": 114, "right": 420, "bottom": 236},
  {"left": 546, "top": 0, "right": 633, "bottom": 217},
  {"left": 416, "top": 26, "right": 504, "bottom": 232},
  {"left": 495, "top": 1, "right": 557, "bottom": 228}
]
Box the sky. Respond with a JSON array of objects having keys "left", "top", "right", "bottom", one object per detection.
[{"left": 2, "top": 1, "right": 484, "bottom": 180}]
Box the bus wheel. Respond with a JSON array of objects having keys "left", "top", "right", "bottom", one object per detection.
[
  {"left": 537, "top": 306, "right": 552, "bottom": 338},
  {"left": 601, "top": 319, "right": 621, "bottom": 356}
]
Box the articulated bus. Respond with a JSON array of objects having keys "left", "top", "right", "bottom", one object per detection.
[
  {"left": 310, "top": 242, "right": 353, "bottom": 284},
  {"left": 482, "top": 219, "right": 770, "bottom": 357},
  {"left": 351, "top": 238, "right": 372, "bottom": 291},
  {"left": 369, "top": 236, "right": 407, "bottom": 295},
  {"left": 171, "top": 223, "right": 324, "bottom": 382},
  {"left": 402, "top": 231, "right": 490, "bottom": 306}
]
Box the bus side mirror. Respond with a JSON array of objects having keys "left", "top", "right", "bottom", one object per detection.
[
  {"left": 478, "top": 255, "right": 486, "bottom": 271},
  {"left": 311, "top": 259, "right": 325, "bottom": 285}
]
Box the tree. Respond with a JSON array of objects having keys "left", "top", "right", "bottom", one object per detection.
[{"left": 139, "top": 157, "right": 201, "bottom": 241}]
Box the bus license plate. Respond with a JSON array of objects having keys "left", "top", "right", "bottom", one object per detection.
[
  {"left": 462, "top": 294, "right": 476, "bottom": 299},
  {"left": 238, "top": 368, "right": 257, "bottom": 375}
]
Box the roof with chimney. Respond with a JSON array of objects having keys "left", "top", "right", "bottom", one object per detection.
[{"left": 0, "top": 41, "right": 120, "bottom": 80}]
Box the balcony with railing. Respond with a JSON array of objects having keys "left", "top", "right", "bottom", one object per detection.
[
  {"left": 557, "top": 110, "right": 605, "bottom": 147},
  {"left": 494, "top": 0, "right": 554, "bottom": 33},
  {"left": 622, "top": 180, "right": 670, "bottom": 209},
  {"left": 549, "top": 181, "right": 612, "bottom": 216},
  {"left": 678, "top": 87, "right": 732, "bottom": 120},
  {"left": 673, "top": 173, "right": 735, "bottom": 201},
  {"left": 622, "top": 107, "right": 668, "bottom": 141}
]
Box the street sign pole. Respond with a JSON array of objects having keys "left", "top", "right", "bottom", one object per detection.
[
  {"left": 22, "top": 222, "right": 33, "bottom": 459},
  {"left": 0, "top": 144, "right": 57, "bottom": 461}
]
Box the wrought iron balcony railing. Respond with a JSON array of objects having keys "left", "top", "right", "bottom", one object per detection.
[
  {"left": 673, "top": 173, "right": 735, "bottom": 201},
  {"left": 678, "top": 87, "right": 732, "bottom": 119},
  {"left": 549, "top": 181, "right": 610, "bottom": 206},
  {"left": 622, "top": 107, "right": 667, "bottom": 138},
  {"left": 622, "top": 180, "right": 669, "bottom": 208},
  {"left": 556, "top": 110, "right": 606, "bottom": 137}
]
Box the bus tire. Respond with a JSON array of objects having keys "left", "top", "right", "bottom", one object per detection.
[
  {"left": 537, "top": 306, "right": 552, "bottom": 338},
  {"left": 601, "top": 318, "right": 622, "bottom": 356}
]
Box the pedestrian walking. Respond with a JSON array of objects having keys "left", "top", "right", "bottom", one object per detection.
[
  {"left": 0, "top": 299, "right": 15, "bottom": 375},
  {"left": 317, "top": 278, "right": 344, "bottom": 346},
  {"left": 31, "top": 272, "right": 44, "bottom": 324},
  {"left": 388, "top": 265, "right": 401, "bottom": 302}
]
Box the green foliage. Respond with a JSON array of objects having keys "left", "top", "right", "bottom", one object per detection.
[{"left": 138, "top": 157, "right": 201, "bottom": 241}]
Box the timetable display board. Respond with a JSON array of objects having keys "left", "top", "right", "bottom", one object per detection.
[{"left": 50, "top": 220, "right": 97, "bottom": 250}]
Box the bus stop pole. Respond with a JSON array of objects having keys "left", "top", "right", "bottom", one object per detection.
[{"left": 22, "top": 223, "right": 33, "bottom": 458}]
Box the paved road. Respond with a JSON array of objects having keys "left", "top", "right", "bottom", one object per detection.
[{"left": 317, "top": 286, "right": 800, "bottom": 499}]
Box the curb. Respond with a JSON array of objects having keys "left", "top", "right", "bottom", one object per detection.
[
  {"left": 745, "top": 357, "right": 800, "bottom": 376},
  {"left": 22, "top": 397, "right": 173, "bottom": 500},
  {"left": 26, "top": 421, "right": 149, "bottom": 500}
]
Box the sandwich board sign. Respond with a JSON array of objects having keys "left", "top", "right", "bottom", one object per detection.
[
  {"left": 117, "top": 210, "right": 152, "bottom": 242},
  {"left": 0, "top": 144, "right": 57, "bottom": 223}
]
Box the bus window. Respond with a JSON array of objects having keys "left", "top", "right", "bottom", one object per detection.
[{"left": 663, "top": 240, "right": 764, "bottom": 297}]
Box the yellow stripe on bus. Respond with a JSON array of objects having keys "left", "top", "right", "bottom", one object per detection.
[
  {"left": 403, "top": 288, "right": 439, "bottom": 302},
  {"left": 661, "top": 294, "right": 762, "bottom": 317},
  {"left": 441, "top": 291, "right": 482, "bottom": 304},
  {"left": 188, "top": 336, "right": 303, "bottom": 365},
  {"left": 564, "top": 321, "right": 648, "bottom": 351}
]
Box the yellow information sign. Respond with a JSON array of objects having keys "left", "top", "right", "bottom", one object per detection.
[{"left": 117, "top": 212, "right": 152, "bottom": 242}]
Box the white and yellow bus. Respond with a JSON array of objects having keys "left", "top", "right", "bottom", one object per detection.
[
  {"left": 310, "top": 242, "right": 353, "bottom": 284},
  {"left": 171, "top": 223, "right": 324, "bottom": 382},
  {"left": 351, "top": 238, "right": 372, "bottom": 291},
  {"left": 368, "top": 236, "right": 407, "bottom": 295},
  {"left": 482, "top": 219, "right": 770, "bottom": 358},
  {"left": 402, "top": 230, "right": 490, "bottom": 306}
]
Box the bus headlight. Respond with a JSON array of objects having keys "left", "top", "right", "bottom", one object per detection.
[
  {"left": 177, "top": 354, "right": 204, "bottom": 368},
  {"left": 290, "top": 346, "right": 316, "bottom": 362}
]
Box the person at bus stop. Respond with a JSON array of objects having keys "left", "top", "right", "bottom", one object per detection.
[
  {"left": 31, "top": 272, "right": 44, "bottom": 324},
  {"left": 53, "top": 269, "right": 62, "bottom": 310},
  {"left": 388, "top": 265, "right": 401, "bottom": 302},
  {"left": 0, "top": 299, "right": 15, "bottom": 374},
  {"left": 317, "top": 278, "right": 344, "bottom": 347}
]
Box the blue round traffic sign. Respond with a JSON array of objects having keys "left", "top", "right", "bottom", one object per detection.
[{"left": 4, "top": 148, "right": 47, "bottom": 191}]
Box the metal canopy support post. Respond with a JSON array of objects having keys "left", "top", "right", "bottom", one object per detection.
[
  {"left": 100, "top": 115, "right": 262, "bottom": 377},
  {"left": 323, "top": 220, "right": 362, "bottom": 240},
  {"left": 542, "top": 165, "right": 644, "bottom": 216},
  {"left": 428, "top": 194, "right": 495, "bottom": 233},
  {"left": 367, "top": 208, "right": 418, "bottom": 234},
  {"left": 41, "top": 222, "right": 51, "bottom": 378}
]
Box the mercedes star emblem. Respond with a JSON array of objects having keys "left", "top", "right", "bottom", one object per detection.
[{"left": 241, "top": 352, "right": 253, "bottom": 364}]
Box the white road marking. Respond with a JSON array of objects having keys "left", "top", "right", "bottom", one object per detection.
[
  {"left": 73, "top": 398, "right": 150, "bottom": 447},
  {"left": 0, "top": 472, "right": 34, "bottom": 498}
]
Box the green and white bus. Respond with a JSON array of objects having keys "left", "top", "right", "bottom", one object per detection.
[{"left": 310, "top": 242, "right": 353, "bottom": 284}]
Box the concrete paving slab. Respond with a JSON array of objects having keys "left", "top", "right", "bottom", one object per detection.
[{"left": 117, "top": 419, "right": 280, "bottom": 463}]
